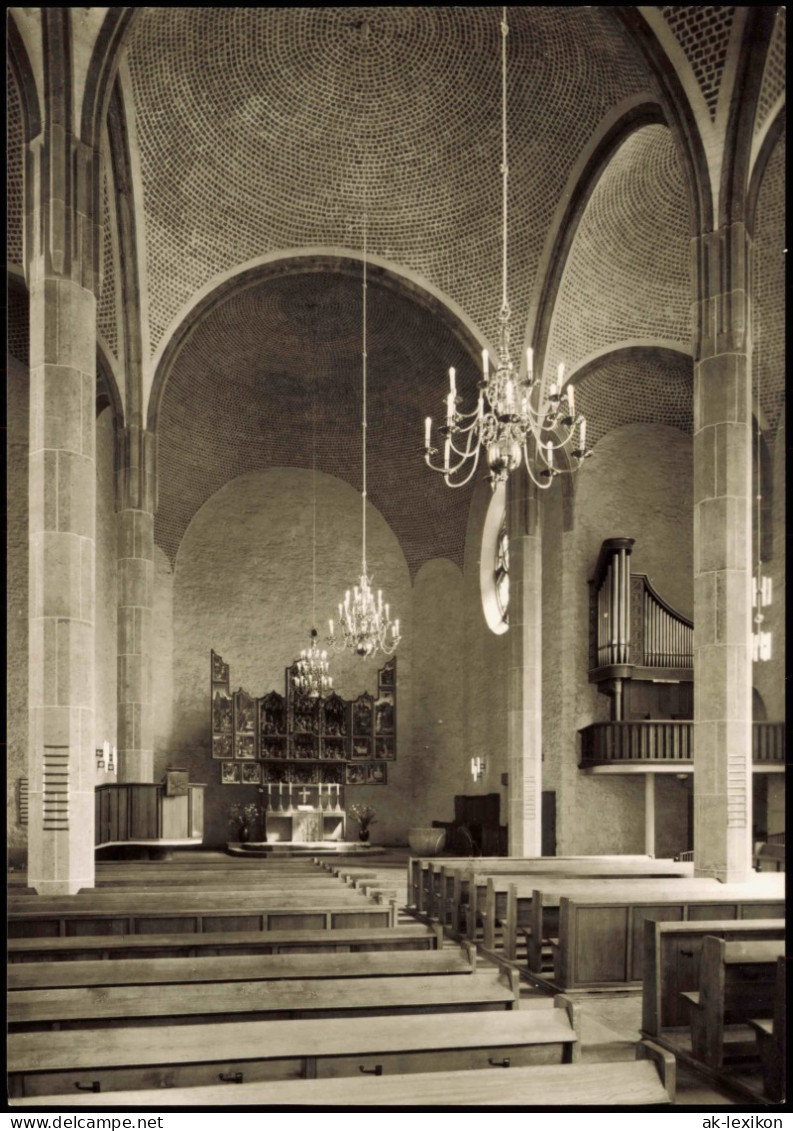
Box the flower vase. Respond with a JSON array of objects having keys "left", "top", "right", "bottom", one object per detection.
[
  {"left": 358, "top": 828, "right": 370, "bottom": 844},
  {"left": 239, "top": 825, "right": 251, "bottom": 844}
]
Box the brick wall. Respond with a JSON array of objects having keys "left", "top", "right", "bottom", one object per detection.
[{"left": 159, "top": 467, "right": 415, "bottom": 846}]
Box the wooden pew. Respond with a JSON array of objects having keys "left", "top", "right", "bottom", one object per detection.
[
  {"left": 8, "top": 941, "right": 477, "bottom": 989},
  {"left": 8, "top": 967, "right": 522, "bottom": 1030},
  {"left": 547, "top": 886, "right": 785, "bottom": 992},
  {"left": 474, "top": 864, "right": 697, "bottom": 951},
  {"left": 10, "top": 1051, "right": 676, "bottom": 1108},
  {"left": 8, "top": 1001, "right": 580, "bottom": 1098},
  {"left": 8, "top": 922, "right": 444, "bottom": 963},
  {"left": 431, "top": 857, "right": 692, "bottom": 935},
  {"left": 640, "top": 918, "right": 785, "bottom": 1043},
  {"left": 750, "top": 955, "right": 786, "bottom": 1103},
  {"left": 682, "top": 936, "right": 784, "bottom": 1069},
  {"left": 409, "top": 854, "right": 661, "bottom": 919},
  {"left": 8, "top": 891, "right": 396, "bottom": 938},
  {"left": 753, "top": 843, "right": 785, "bottom": 872},
  {"left": 506, "top": 876, "right": 721, "bottom": 968}
]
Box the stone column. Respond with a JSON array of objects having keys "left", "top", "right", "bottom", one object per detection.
[
  {"left": 692, "top": 223, "right": 753, "bottom": 882},
  {"left": 116, "top": 423, "right": 156, "bottom": 782},
  {"left": 506, "top": 472, "right": 542, "bottom": 856},
  {"left": 644, "top": 773, "right": 656, "bottom": 856},
  {"left": 26, "top": 129, "right": 103, "bottom": 892}
]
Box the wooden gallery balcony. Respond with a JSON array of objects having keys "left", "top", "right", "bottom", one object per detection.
[
  {"left": 581, "top": 538, "right": 784, "bottom": 774},
  {"left": 579, "top": 720, "right": 786, "bottom": 772}
]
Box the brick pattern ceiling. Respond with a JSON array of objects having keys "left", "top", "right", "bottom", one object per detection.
[
  {"left": 756, "top": 6, "right": 786, "bottom": 135},
  {"left": 7, "top": 66, "right": 23, "bottom": 267},
  {"left": 546, "top": 125, "right": 691, "bottom": 381},
  {"left": 155, "top": 268, "right": 481, "bottom": 573},
  {"left": 753, "top": 131, "right": 785, "bottom": 441},
  {"left": 662, "top": 5, "right": 736, "bottom": 119},
  {"left": 125, "top": 7, "right": 650, "bottom": 356}
]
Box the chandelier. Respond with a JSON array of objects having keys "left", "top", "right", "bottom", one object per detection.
[
  {"left": 423, "top": 7, "right": 590, "bottom": 491},
  {"left": 294, "top": 629, "right": 332, "bottom": 699},
  {"left": 293, "top": 336, "right": 333, "bottom": 700},
  {"left": 327, "top": 206, "right": 401, "bottom": 659}
]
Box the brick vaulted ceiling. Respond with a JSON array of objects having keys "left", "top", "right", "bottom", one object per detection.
[
  {"left": 127, "top": 7, "right": 655, "bottom": 569},
  {"left": 155, "top": 268, "right": 482, "bottom": 575}
]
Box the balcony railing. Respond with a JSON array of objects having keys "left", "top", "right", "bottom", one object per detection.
[{"left": 579, "top": 721, "right": 786, "bottom": 767}]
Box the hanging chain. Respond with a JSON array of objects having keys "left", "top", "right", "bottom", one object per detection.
[
  {"left": 362, "top": 204, "right": 368, "bottom": 577},
  {"left": 500, "top": 7, "right": 510, "bottom": 325}
]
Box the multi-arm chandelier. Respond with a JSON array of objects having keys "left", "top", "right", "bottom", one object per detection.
[
  {"left": 294, "top": 629, "right": 332, "bottom": 699},
  {"left": 423, "top": 7, "right": 591, "bottom": 491},
  {"left": 327, "top": 208, "right": 401, "bottom": 659}
]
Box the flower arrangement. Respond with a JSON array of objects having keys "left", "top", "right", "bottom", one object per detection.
[
  {"left": 348, "top": 803, "right": 377, "bottom": 831},
  {"left": 228, "top": 802, "right": 258, "bottom": 832}
]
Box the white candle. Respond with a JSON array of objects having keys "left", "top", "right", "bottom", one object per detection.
[
  {"left": 482, "top": 349, "right": 489, "bottom": 377},
  {"left": 526, "top": 348, "right": 533, "bottom": 381},
  {"left": 549, "top": 383, "right": 557, "bottom": 398},
  {"left": 394, "top": 619, "right": 400, "bottom": 636},
  {"left": 424, "top": 416, "right": 432, "bottom": 448},
  {"left": 505, "top": 379, "right": 514, "bottom": 407},
  {"left": 547, "top": 441, "right": 554, "bottom": 467},
  {"left": 446, "top": 392, "right": 455, "bottom": 425},
  {"left": 579, "top": 419, "right": 587, "bottom": 449},
  {"left": 444, "top": 437, "right": 451, "bottom": 471},
  {"left": 477, "top": 392, "right": 484, "bottom": 418},
  {"left": 557, "top": 362, "right": 565, "bottom": 385},
  {"left": 449, "top": 366, "right": 456, "bottom": 396},
  {"left": 567, "top": 385, "right": 575, "bottom": 413}
]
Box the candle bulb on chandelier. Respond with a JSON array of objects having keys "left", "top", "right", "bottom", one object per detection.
[
  {"left": 567, "top": 385, "right": 575, "bottom": 414},
  {"left": 444, "top": 437, "right": 451, "bottom": 471},
  {"left": 547, "top": 441, "right": 554, "bottom": 468},
  {"left": 446, "top": 393, "right": 455, "bottom": 426},
  {"left": 482, "top": 349, "right": 490, "bottom": 377},
  {"left": 579, "top": 418, "right": 587, "bottom": 450},
  {"left": 526, "top": 347, "right": 533, "bottom": 383},
  {"left": 425, "top": 416, "right": 432, "bottom": 448},
  {"left": 449, "top": 367, "right": 456, "bottom": 396},
  {"left": 557, "top": 362, "right": 565, "bottom": 386}
]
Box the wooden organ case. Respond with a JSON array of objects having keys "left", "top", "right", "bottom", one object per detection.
[{"left": 589, "top": 538, "right": 693, "bottom": 715}]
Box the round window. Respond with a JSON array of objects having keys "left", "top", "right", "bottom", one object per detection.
[{"left": 480, "top": 481, "right": 509, "bottom": 634}]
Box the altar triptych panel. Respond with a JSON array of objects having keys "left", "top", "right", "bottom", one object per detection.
[{"left": 212, "top": 650, "right": 395, "bottom": 787}]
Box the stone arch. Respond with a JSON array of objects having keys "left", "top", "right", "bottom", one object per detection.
[
  {"left": 530, "top": 96, "right": 667, "bottom": 376},
  {"left": 7, "top": 14, "right": 42, "bottom": 141},
  {"left": 146, "top": 251, "right": 486, "bottom": 434},
  {"left": 79, "top": 8, "right": 139, "bottom": 151}
]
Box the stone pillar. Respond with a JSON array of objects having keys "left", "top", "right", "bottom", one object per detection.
[
  {"left": 644, "top": 773, "right": 656, "bottom": 856},
  {"left": 116, "top": 424, "right": 156, "bottom": 782},
  {"left": 506, "top": 472, "right": 542, "bottom": 856},
  {"left": 692, "top": 223, "right": 753, "bottom": 882},
  {"left": 26, "top": 126, "right": 103, "bottom": 892}
]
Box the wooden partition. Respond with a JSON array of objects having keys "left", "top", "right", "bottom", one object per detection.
[{"left": 95, "top": 783, "right": 206, "bottom": 847}]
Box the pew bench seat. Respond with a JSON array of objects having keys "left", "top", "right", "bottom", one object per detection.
[
  {"left": 8, "top": 941, "right": 476, "bottom": 990},
  {"left": 8, "top": 1001, "right": 577, "bottom": 1098},
  {"left": 682, "top": 936, "right": 784, "bottom": 1070},
  {"left": 10, "top": 1057, "right": 674, "bottom": 1108},
  {"left": 9, "top": 967, "right": 521, "bottom": 1030},
  {"left": 7, "top": 923, "right": 443, "bottom": 963}
]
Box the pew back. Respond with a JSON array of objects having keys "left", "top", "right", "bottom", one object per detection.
[
  {"left": 685, "top": 935, "right": 783, "bottom": 1068},
  {"left": 641, "top": 918, "right": 786, "bottom": 1037},
  {"left": 551, "top": 890, "right": 785, "bottom": 990}
]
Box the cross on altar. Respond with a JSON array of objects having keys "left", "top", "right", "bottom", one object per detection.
[{"left": 298, "top": 787, "right": 312, "bottom": 804}]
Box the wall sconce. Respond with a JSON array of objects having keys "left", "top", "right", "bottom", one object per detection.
[
  {"left": 471, "top": 756, "right": 486, "bottom": 782},
  {"left": 96, "top": 748, "right": 105, "bottom": 771}
]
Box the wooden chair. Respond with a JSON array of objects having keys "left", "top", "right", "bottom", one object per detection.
[{"left": 682, "top": 936, "right": 784, "bottom": 1069}]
